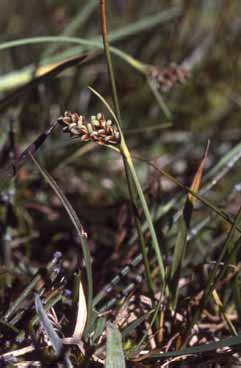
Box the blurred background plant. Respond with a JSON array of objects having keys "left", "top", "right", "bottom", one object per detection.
[{"left": 1, "top": 0, "right": 241, "bottom": 366}]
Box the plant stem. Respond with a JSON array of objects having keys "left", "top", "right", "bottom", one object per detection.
[
  {"left": 99, "top": 0, "right": 165, "bottom": 289},
  {"left": 123, "top": 156, "right": 154, "bottom": 293},
  {"left": 120, "top": 142, "right": 165, "bottom": 282},
  {"left": 99, "top": 0, "right": 121, "bottom": 121},
  {"left": 99, "top": 0, "right": 154, "bottom": 292}
]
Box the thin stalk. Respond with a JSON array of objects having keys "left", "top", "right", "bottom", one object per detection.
[
  {"left": 120, "top": 142, "right": 165, "bottom": 281},
  {"left": 99, "top": 1, "right": 165, "bottom": 286},
  {"left": 89, "top": 86, "right": 166, "bottom": 284},
  {"left": 147, "top": 78, "right": 172, "bottom": 119},
  {"left": 99, "top": 0, "right": 121, "bottom": 121},
  {"left": 123, "top": 157, "right": 154, "bottom": 294}
]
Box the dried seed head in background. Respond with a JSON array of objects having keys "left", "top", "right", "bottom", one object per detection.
[
  {"left": 58, "top": 111, "right": 121, "bottom": 146},
  {"left": 149, "top": 63, "right": 190, "bottom": 93}
]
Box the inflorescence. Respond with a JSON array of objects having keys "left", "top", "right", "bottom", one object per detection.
[
  {"left": 58, "top": 111, "right": 121, "bottom": 146},
  {"left": 149, "top": 62, "right": 189, "bottom": 93}
]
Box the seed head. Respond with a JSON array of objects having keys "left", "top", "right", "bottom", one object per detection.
[
  {"left": 58, "top": 111, "right": 120, "bottom": 146},
  {"left": 149, "top": 63, "right": 190, "bottom": 92}
]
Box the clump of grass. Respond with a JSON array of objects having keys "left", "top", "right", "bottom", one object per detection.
[{"left": 1, "top": 0, "right": 241, "bottom": 367}]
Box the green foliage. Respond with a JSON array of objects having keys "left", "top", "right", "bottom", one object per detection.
[
  {"left": 1, "top": 0, "right": 241, "bottom": 366},
  {"left": 106, "top": 323, "right": 125, "bottom": 368}
]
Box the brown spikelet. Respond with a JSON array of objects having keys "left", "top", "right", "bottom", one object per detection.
[
  {"left": 149, "top": 63, "right": 190, "bottom": 92},
  {"left": 58, "top": 111, "right": 121, "bottom": 146}
]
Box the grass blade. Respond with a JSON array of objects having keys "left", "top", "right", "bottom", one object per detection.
[
  {"left": 0, "top": 7, "right": 181, "bottom": 53},
  {"left": 146, "top": 78, "right": 172, "bottom": 119},
  {"left": 0, "top": 6, "right": 181, "bottom": 92},
  {"left": 0, "top": 54, "right": 94, "bottom": 111},
  {"left": 170, "top": 143, "right": 209, "bottom": 284},
  {"left": 122, "top": 311, "right": 152, "bottom": 340},
  {"left": 137, "top": 333, "right": 241, "bottom": 361},
  {"left": 106, "top": 323, "right": 126, "bottom": 368},
  {"left": 29, "top": 152, "right": 93, "bottom": 337},
  {"left": 34, "top": 294, "right": 63, "bottom": 356},
  {"left": 35, "top": 294, "right": 73, "bottom": 367}
]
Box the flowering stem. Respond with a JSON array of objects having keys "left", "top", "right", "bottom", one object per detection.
[
  {"left": 99, "top": 0, "right": 165, "bottom": 289},
  {"left": 99, "top": 0, "right": 121, "bottom": 121},
  {"left": 120, "top": 141, "right": 165, "bottom": 282}
]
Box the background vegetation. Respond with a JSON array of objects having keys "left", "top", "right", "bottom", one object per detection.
[{"left": 0, "top": 1, "right": 241, "bottom": 366}]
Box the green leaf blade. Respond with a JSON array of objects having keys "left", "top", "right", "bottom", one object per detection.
[{"left": 106, "top": 323, "right": 126, "bottom": 368}]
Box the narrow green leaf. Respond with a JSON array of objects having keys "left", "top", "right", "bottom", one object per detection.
[
  {"left": 92, "top": 317, "right": 106, "bottom": 344},
  {"left": 106, "top": 323, "right": 126, "bottom": 368},
  {"left": 0, "top": 7, "right": 181, "bottom": 92},
  {"left": 0, "top": 54, "right": 92, "bottom": 111},
  {"left": 29, "top": 153, "right": 93, "bottom": 337},
  {"left": 147, "top": 78, "right": 172, "bottom": 119},
  {"left": 170, "top": 215, "right": 189, "bottom": 281},
  {"left": 35, "top": 294, "right": 63, "bottom": 356},
  {"left": 122, "top": 311, "right": 151, "bottom": 339},
  {"left": 138, "top": 333, "right": 241, "bottom": 360},
  {"left": 170, "top": 144, "right": 209, "bottom": 306},
  {"left": 35, "top": 294, "right": 73, "bottom": 367},
  {"left": 0, "top": 7, "right": 181, "bottom": 53}
]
